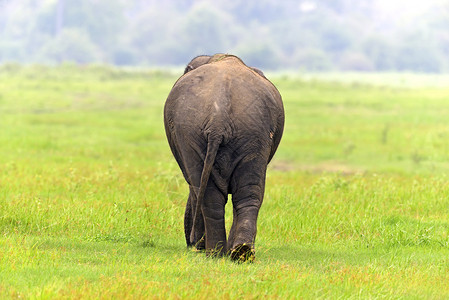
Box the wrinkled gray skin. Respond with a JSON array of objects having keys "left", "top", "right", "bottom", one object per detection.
[{"left": 164, "top": 54, "right": 284, "bottom": 261}]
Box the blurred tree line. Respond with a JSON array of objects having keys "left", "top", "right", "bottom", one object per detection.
[{"left": 0, "top": 0, "right": 448, "bottom": 72}]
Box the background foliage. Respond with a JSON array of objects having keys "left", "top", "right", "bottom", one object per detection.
[{"left": 1, "top": 0, "right": 449, "bottom": 72}]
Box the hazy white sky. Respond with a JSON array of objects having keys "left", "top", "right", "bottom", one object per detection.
[
  {"left": 376, "top": 0, "right": 437, "bottom": 15},
  {"left": 298, "top": 0, "right": 442, "bottom": 15},
  {"left": 373, "top": 0, "right": 444, "bottom": 30}
]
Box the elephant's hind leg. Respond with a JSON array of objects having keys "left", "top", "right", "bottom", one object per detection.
[
  {"left": 229, "top": 158, "right": 267, "bottom": 262},
  {"left": 202, "top": 183, "right": 227, "bottom": 256}
]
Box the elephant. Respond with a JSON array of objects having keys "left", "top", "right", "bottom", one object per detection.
[{"left": 164, "top": 54, "right": 284, "bottom": 262}]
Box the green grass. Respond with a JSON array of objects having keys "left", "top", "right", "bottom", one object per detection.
[{"left": 1, "top": 64, "right": 449, "bottom": 298}]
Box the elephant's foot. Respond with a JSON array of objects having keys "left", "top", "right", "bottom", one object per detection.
[
  {"left": 188, "top": 235, "right": 205, "bottom": 251},
  {"left": 205, "top": 240, "right": 226, "bottom": 257},
  {"left": 230, "top": 244, "right": 255, "bottom": 263},
  {"left": 194, "top": 235, "right": 205, "bottom": 251}
]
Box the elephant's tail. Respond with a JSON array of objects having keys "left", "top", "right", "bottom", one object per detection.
[{"left": 190, "top": 135, "right": 222, "bottom": 244}]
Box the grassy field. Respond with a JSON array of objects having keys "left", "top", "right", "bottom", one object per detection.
[{"left": 1, "top": 64, "right": 449, "bottom": 299}]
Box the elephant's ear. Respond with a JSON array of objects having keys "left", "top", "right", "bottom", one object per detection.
[
  {"left": 183, "top": 55, "right": 212, "bottom": 74},
  {"left": 251, "top": 67, "right": 267, "bottom": 79},
  {"left": 184, "top": 64, "right": 194, "bottom": 74}
]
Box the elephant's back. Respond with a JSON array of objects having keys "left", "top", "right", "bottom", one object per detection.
[
  {"left": 164, "top": 58, "right": 283, "bottom": 148},
  {"left": 169, "top": 60, "right": 281, "bottom": 112}
]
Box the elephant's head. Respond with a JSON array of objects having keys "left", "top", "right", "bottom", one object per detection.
[{"left": 183, "top": 54, "right": 267, "bottom": 79}]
